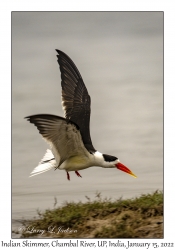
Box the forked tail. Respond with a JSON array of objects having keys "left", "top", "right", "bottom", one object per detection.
[{"left": 29, "top": 149, "right": 57, "bottom": 177}]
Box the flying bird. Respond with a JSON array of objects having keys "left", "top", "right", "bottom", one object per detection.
[{"left": 25, "top": 50, "right": 137, "bottom": 180}]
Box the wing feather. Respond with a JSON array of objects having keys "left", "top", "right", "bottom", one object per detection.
[
  {"left": 56, "top": 49, "right": 96, "bottom": 153},
  {"left": 25, "top": 114, "right": 89, "bottom": 166}
]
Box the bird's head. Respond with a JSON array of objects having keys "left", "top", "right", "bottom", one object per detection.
[{"left": 102, "top": 153, "right": 137, "bottom": 178}]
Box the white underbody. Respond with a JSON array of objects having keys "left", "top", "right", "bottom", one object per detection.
[{"left": 30, "top": 149, "right": 119, "bottom": 177}]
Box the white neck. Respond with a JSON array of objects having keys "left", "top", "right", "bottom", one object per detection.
[{"left": 93, "top": 151, "right": 119, "bottom": 168}]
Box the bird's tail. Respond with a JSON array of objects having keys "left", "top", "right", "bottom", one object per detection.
[{"left": 29, "top": 149, "right": 57, "bottom": 177}]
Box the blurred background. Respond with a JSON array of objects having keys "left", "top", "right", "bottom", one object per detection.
[{"left": 12, "top": 12, "right": 163, "bottom": 236}]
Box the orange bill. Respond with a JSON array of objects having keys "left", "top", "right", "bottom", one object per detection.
[{"left": 116, "top": 162, "right": 137, "bottom": 178}]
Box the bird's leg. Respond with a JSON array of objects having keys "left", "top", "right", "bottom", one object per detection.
[
  {"left": 67, "top": 171, "right": 70, "bottom": 181},
  {"left": 75, "top": 171, "right": 82, "bottom": 178}
]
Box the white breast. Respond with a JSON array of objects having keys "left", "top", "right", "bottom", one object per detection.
[{"left": 59, "top": 153, "right": 95, "bottom": 171}]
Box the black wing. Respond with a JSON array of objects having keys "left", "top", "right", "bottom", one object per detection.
[{"left": 56, "top": 49, "right": 96, "bottom": 153}]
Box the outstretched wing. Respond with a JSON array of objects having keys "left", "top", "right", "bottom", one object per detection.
[
  {"left": 25, "top": 114, "right": 89, "bottom": 167},
  {"left": 56, "top": 49, "right": 96, "bottom": 153}
]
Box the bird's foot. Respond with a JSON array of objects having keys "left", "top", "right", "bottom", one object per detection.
[
  {"left": 67, "top": 171, "right": 70, "bottom": 181},
  {"left": 75, "top": 171, "right": 82, "bottom": 178}
]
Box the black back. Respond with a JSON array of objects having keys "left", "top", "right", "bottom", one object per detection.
[{"left": 56, "top": 50, "right": 96, "bottom": 153}]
